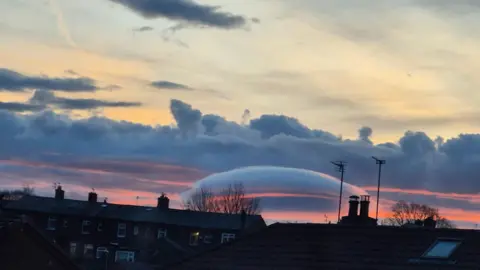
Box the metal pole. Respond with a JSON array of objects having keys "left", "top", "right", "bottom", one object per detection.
[
  {"left": 332, "top": 161, "right": 346, "bottom": 223},
  {"left": 338, "top": 167, "right": 344, "bottom": 223},
  {"left": 372, "top": 157, "right": 386, "bottom": 221}
]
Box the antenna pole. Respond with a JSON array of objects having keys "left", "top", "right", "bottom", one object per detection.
[
  {"left": 372, "top": 156, "right": 386, "bottom": 221},
  {"left": 331, "top": 161, "right": 346, "bottom": 223}
]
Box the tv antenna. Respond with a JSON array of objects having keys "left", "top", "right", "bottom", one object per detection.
[
  {"left": 372, "top": 156, "right": 386, "bottom": 221},
  {"left": 331, "top": 161, "right": 346, "bottom": 223}
]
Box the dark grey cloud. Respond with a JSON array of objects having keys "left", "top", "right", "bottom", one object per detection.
[
  {"left": 29, "top": 89, "right": 141, "bottom": 110},
  {"left": 0, "top": 68, "right": 97, "bottom": 92},
  {"left": 0, "top": 101, "right": 44, "bottom": 112},
  {"left": 170, "top": 99, "right": 201, "bottom": 136},
  {"left": 151, "top": 80, "right": 191, "bottom": 90},
  {"left": 2, "top": 99, "right": 480, "bottom": 225},
  {"left": 133, "top": 26, "right": 154, "bottom": 32},
  {"left": 109, "top": 0, "right": 247, "bottom": 29},
  {"left": 250, "top": 115, "right": 339, "bottom": 141},
  {"left": 358, "top": 126, "right": 373, "bottom": 144}
]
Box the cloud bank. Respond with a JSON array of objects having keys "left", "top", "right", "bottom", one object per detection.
[
  {"left": 1, "top": 99, "right": 480, "bottom": 225},
  {"left": 29, "top": 89, "right": 141, "bottom": 110},
  {"left": 151, "top": 80, "right": 191, "bottom": 91},
  {"left": 0, "top": 68, "right": 97, "bottom": 92},
  {"left": 108, "top": 0, "right": 248, "bottom": 29}
]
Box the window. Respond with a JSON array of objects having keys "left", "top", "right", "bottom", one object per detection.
[
  {"left": 117, "top": 223, "right": 127, "bottom": 238},
  {"left": 221, "top": 233, "right": 236, "bottom": 244},
  {"left": 422, "top": 239, "right": 461, "bottom": 258},
  {"left": 115, "top": 251, "right": 135, "bottom": 263},
  {"left": 83, "top": 244, "right": 94, "bottom": 258},
  {"left": 133, "top": 225, "right": 139, "bottom": 236},
  {"left": 47, "top": 217, "right": 57, "bottom": 230},
  {"left": 203, "top": 234, "right": 213, "bottom": 244},
  {"left": 157, "top": 228, "right": 167, "bottom": 239},
  {"left": 63, "top": 219, "right": 68, "bottom": 228},
  {"left": 69, "top": 242, "right": 77, "bottom": 257},
  {"left": 82, "top": 220, "right": 91, "bottom": 234},
  {"left": 97, "top": 221, "right": 103, "bottom": 232},
  {"left": 96, "top": 247, "right": 108, "bottom": 259},
  {"left": 189, "top": 232, "right": 199, "bottom": 246}
]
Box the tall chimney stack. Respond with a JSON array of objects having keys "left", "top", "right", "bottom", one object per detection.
[
  {"left": 359, "top": 195, "right": 370, "bottom": 218},
  {"left": 348, "top": 195, "right": 360, "bottom": 217},
  {"left": 54, "top": 185, "right": 65, "bottom": 200},
  {"left": 88, "top": 191, "right": 98, "bottom": 203},
  {"left": 157, "top": 193, "right": 169, "bottom": 210}
]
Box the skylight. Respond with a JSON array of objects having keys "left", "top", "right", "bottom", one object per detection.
[{"left": 422, "top": 239, "right": 461, "bottom": 259}]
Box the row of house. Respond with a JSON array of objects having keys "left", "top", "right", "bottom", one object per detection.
[
  {"left": 0, "top": 185, "right": 266, "bottom": 269},
  {"left": 2, "top": 187, "right": 480, "bottom": 270}
]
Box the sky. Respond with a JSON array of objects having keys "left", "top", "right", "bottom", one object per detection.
[{"left": 1, "top": 0, "right": 480, "bottom": 227}]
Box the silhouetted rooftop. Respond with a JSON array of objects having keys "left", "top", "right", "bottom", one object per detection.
[
  {"left": 167, "top": 222, "right": 480, "bottom": 270},
  {"left": 3, "top": 195, "right": 265, "bottom": 230}
]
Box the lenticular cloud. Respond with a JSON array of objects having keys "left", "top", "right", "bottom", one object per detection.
[{"left": 181, "top": 166, "right": 368, "bottom": 213}]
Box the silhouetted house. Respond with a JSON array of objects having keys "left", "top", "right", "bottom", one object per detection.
[
  {"left": 1, "top": 186, "right": 266, "bottom": 269},
  {"left": 167, "top": 194, "right": 478, "bottom": 270},
  {"left": 0, "top": 216, "right": 82, "bottom": 270}
]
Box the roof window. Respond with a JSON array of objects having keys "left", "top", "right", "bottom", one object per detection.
[{"left": 422, "top": 239, "right": 461, "bottom": 259}]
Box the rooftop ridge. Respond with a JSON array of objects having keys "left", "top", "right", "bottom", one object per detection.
[{"left": 18, "top": 195, "right": 262, "bottom": 217}]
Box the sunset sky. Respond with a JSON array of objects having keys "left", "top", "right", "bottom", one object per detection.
[{"left": 1, "top": 0, "right": 480, "bottom": 228}]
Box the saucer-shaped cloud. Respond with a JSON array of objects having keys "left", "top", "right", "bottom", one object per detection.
[{"left": 181, "top": 166, "right": 368, "bottom": 219}]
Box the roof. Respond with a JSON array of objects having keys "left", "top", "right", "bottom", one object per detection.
[
  {"left": 167, "top": 223, "right": 480, "bottom": 270},
  {"left": 0, "top": 216, "right": 82, "bottom": 270},
  {"left": 3, "top": 195, "right": 265, "bottom": 230}
]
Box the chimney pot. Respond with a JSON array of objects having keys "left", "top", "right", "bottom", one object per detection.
[
  {"left": 88, "top": 192, "right": 98, "bottom": 203},
  {"left": 54, "top": 185, "right": 65, "bottom": 200},
  {"left": 348, "top": 195, "right": 360, "bottom": 217},
  {"left": 157, "top": 193, "right": 169, "bottom": 209},
  {"left": 359, "top": 195, "right": 370, "bottom": 218}
]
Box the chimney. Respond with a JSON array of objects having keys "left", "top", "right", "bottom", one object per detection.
[
  {"left": 348, "top": 195, "right": 360, "bottom": 217},
  {"left": 157, "top": 193, "right": 169, "bottom": 210},
  {"left": 240, "top": 209, "right": 247, "bottom": 230},
  {"left": 54, "top": 185, "right": 65, "bottom": 200},
  {"left": 359, "top": 195, "right": 370, "bottom": 218},
  {"left": 424, "top": 216, "right": 437, "bottom": 228},
  {"left": 88, "top": 191, "right": 98, "bottom": 203}
]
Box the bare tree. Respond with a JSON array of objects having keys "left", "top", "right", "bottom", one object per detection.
[
  {"left": 382, "top": 200, "right": 455, "bottom": 228},
  {"left": 183, "top": 182, "right": 261, "bottom": 215},
  {"left": 0, "top": 184, "right": 35, "bottom": 201},
  {"left": 182, "top": 187, "right": 219, "bottom": 212}
]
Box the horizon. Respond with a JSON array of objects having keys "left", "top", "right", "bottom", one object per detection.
[{"left": 2, "top": 0, "right": 480, "bottom": 229}]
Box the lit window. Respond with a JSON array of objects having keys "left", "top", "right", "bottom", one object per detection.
[
  {"left": 47, "top": 217, "right": 57, "bottom": 230},
  {"left": 84, "top": 244, "right": 94, "bottom": 258},
  {"left": 82, "top": 220, "right": 91, "bottom": 234},
  {"left": 115, "top": 251, "right": 135, "bottom": 263},
  {"left": 97, "top": 221, "right": 103, "bottom": 232},
  {"left": 423, "top": 239, "right": 461, "bottom": 258},
  {"left": 96, "top": 247, "right": 108, "bottom": 259},
  {"left": 117, "top": 223, "right": 127, "bottom": 238},
  {"left": 221, "top": 233, "right": 236, "bottom": 244},
  {"left": 157, "top": 228, "right": 167, "bottom": 239},
  {"left": 203, "top": 234, "right": 213, "bottom": 244},
  {"left": 189, "top": 232, "right": 199, "bottom": 246},
  {"left": 69, "top": 242, "right": 77, "bottom": 257}
]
